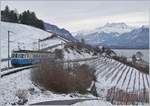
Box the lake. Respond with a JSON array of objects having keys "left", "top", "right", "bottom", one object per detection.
[{"left": 113, "top": 49, "right": 149, "bottom": 63}]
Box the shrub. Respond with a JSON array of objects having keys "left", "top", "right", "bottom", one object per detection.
[
  {"left": 15, "top": 89, "right": 28, "bottom": 105},
  {"left": 54, "top": 49, "right": 64, "bottom": 60},
  {"left": 73, "top": 64, "right": 96, "bottom": 93},
  {"left": 16, "top": 89, "right": 28, "bottom": 100},
  {"left": 31, "top": 60, "right": 96, "bottom": 94}
]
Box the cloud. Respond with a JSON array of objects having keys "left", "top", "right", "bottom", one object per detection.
[
  {"left": 1, "top": 1, "right": 149, "bottom": 32},
  {"left": 61, "top": 11, "right": 149, "bottom": 32}
]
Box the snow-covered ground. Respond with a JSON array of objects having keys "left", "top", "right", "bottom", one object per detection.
[
  {"left": 0, "top": 57, "right": 150, "bottom": 106},
  {"left": 1, "top": 22, "right": 149, "bottom": 105},
  {"left": 1, "top": 56, "right": 149, "bottom": 105},
  {"left": 0, "top": 69, "right": 98, "bottom": 105},
  {"left": 1, "top": 22, "right": 52, "bottom": 58},
  {"left": 63, "top": 48, "right": 93, "bottom": 60},
  {"left": 72, "top": 100, "right": 112, "bottom": 106}
]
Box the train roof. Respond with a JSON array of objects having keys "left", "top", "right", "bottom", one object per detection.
[{"left": 12, "top": 50, "right": 52, "bottom": 53}]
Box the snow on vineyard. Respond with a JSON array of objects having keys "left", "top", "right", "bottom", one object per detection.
[{"left": 85, "top": 56, "right": 149, "bottom": 104}]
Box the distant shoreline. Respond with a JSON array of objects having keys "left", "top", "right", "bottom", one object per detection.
[{"left": 112, "top": 48, "right": 149, "bottom": 50}]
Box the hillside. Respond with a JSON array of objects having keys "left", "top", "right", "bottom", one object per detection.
[
  {"left": 1, "top": 22, "right": 51, "bottom": 58},
  {"left": 44, "top": 22, "right": 78, "bottom": 42}
]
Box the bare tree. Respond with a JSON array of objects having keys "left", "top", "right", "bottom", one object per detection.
[
  {"left": 136, "top": 51, "right": 143, "bottom": 61},
  {"left": 55, "top": 49, "right": 64, "bottom": 60},
  {"left": 132, "top": 54, "right": 137, "bottom": 65}
]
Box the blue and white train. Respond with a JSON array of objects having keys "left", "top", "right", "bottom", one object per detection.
[{"left": 11, "top": 50, "right": 55, "bottom": 67}]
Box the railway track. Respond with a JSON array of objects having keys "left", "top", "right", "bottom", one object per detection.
[
  {"left": 1, "top": 65, "right": 37, "bottom": 78},
  {"left": 1, "top": 66, "right": 14, "bottom": 72},
  {"left": 0, "top": 57, "right": 98, "bottom": 78}
]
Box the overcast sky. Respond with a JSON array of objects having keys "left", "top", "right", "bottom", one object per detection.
[{"left": 1, "top": 1, "right": 150, "bottom": 32}]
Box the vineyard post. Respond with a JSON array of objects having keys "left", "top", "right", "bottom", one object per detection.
[
  {"left": 125, "top": 89, "right": 128, "bottom": 105},
  {"left": 111, "top": 87, "right": 116, "bottom": 104}
]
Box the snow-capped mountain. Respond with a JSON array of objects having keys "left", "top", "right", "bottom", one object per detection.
[
  {"left": 44, "top": 22, "right": 78, "bottom": 42},
  {"left": 96, "top": 22, "right": 134, "bottom": 34},
  {"left": 75, "top": 23, "right": 135, "bottom": 37},
  {"left": 75, "top": 23, "right": 149, "bottom": 49},
  {"left": 114, "top": 26, "right": 149, "bottom": 49}
]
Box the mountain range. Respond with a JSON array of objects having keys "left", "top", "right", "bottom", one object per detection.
[
  {"left": 44, "top": 22, "right": 78, "bottom": 42},
  {"left": 75, "top": 23, "right": 149, "bottom": 49}
]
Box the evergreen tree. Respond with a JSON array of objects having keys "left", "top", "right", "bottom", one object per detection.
[
  {"left": 5, "top": 5, "right": 10, "bottom": 17},
  {"left": 10, "top": 10, "right": 18, "bottom": 22},
  {"left": 1, "top": 6, "right": 44, "bottom": 30},
  {"left": 2, "top": 5, "right": 10, "bottom": 21}
]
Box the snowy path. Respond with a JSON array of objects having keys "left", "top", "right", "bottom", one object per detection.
[
  {"left": 1, "top": 65, "right": 36, "bottom": 77},
  {"left": 31, "top": 98, "right": 98, "bottom": 105}
]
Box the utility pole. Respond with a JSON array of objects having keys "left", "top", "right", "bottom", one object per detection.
[
  {"left": 7, "top": 30, "right": 14, "bottom": 68},
  {"left": 38, "top": 39, "right": 40, "bottom": 50},
  {"left": 61, "top": 41, "right": 62, "bottom": 49},
  {"left": 8, "top": 31, "right": 10, "bottom": 68}
]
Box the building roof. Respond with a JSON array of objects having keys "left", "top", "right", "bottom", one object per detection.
[{"left": 13, "top": 50, "right": 52, "bottom": 54}]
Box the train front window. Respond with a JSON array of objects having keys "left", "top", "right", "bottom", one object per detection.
[{"left": 12, "top": 53, "right": 17, "bottom": 58}]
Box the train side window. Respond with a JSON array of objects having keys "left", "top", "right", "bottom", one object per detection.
[
  {"left": 16, "top": 53, "right": 18, "bottom": 58},
  {"left": 23, "top": 54, "right": 26, "bottom": 58},
  {"left": 19, "top": 54, "right": 23, "bottom": 58},
  {"left": 19, "top": 54, "right": 22, "bottom": 58},
  {"left": 15, "top": 54, "right": 17, "bottom": 58},
  {"left": 26, "top": 54, "right": 28, "bottom": 58},
  {"left": 17, "top": 54, "right": 19, "bottom": 58},
  {"left": 22, "top": 54, "right": 25, "bottom": 58},
  {"left": 30, "top": 53, "right": 33, "bottom": 58},
  {"left": 29, "top": 54, "right": 31, "bottom": 58},
  {"left": 21, "top": 54, "right": 23, "bottom": 58},
  {"left": 17, "top": 53, "right": 20, "bottom": 58},
  {"left": 25, "top": 54, "right": 28, "bottom": 59},
  {"left": 28, "top": 54, "right": 30, "bottom": 58}
]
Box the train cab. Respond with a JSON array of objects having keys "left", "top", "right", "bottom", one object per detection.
[
  {"left": 11, "top": 50, "right": 55, "bottom": 67},
  {"left": 11, "top": 50, "right": 32, "bottom": 66}
]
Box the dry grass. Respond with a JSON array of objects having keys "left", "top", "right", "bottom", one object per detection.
[{"left": 31, "top": 60, "right": 96, "bottom": 94}]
